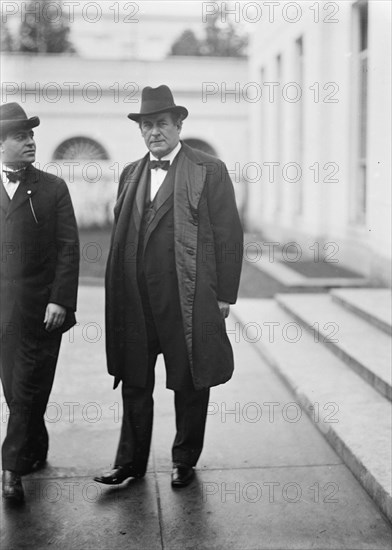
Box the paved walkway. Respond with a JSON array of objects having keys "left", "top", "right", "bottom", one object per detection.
[{"left": 1, "top": 285, "right": 391, "bottom": 549}]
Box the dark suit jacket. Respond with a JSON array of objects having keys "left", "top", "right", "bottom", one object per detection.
[
  {"left": 105, "top": 143, "right": 243, "bottom": 390},
  {"left": 0, "top": 164, "right": 80, "bottom": 335}
]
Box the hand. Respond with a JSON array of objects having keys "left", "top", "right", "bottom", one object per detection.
[
  {"left": 218, "top": 300, "right": 230, "bottom": 319},
  {"left": 44, "top": 303, "right": 66, "bottom": 332}
]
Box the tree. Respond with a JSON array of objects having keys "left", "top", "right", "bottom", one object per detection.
[
  {"left": 170, "top": 30, "right": 201, "bottom": 56},
  {"left": 17, "top": 0, "right": 76, "bottom": 54},
  {"left": 170, "top": 9, "right": 247, "bottom": 58},
  {"left": 202, "top": 13, "right": 248, "bottom": 57}
]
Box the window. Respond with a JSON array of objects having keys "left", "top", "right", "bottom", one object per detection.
[{"left": 53, "top": 137, "right": 109, "bottom": 160}]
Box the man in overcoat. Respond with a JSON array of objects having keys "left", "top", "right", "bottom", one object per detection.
[
  {"left": 0, "top": 103, "right": 79, "bottom": 502},
  {"left": 94, "top": 85, "right": 243, "bottom": 488}
]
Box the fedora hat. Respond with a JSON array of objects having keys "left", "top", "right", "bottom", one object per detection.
[
  {"left": 0, "top": 102, "right": 40, "bottom": 135},
  {"left": 128, "top": 85, "right": 188, "bottom": 122}
]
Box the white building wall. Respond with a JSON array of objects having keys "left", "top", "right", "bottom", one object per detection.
[
  {"left": 247, "top": 0, "right": 391, "bottom": 284},
  {"left": 1, "top": 54, "right": 249, "bottom": 225},
  {"left": 365, "top": 1, "right": 392, "bottom": 280}
]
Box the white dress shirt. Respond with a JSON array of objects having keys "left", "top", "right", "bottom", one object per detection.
[
  {"left": 149, "top": 142, "right": 182, "bottom": 201},
  {"left": 1, "top": 163, "right": 26, "bottom": 200}
]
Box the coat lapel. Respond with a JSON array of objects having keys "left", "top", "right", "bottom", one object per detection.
[
  {"left": 0, "top": 178, "right": 10, "bottom": 214},
  {"left": 175, "top": 146, "right": 206, "bottom": 212},
  {"left": 6, "top": 165, "right": 39, "bottom": 218},
  {"left": 113, "top": 155, "right": 149, "bottom": 241},
  {"left": 133, "top": 159, "right": 150, "bottom": 229},
  {"left": 172, "top": 147, "right": 207, "bottom": 367}
]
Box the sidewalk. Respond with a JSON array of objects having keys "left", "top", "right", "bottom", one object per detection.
[{"left": 1, "top": 285, "right": 391, "bottom": 550}]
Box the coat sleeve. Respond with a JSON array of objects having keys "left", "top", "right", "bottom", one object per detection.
[
  {"left": 206, "top": 161, "right": 243, "bottom": 304},
  {"left": 49, "top": 179, "right": 80, "bottom": 311}
]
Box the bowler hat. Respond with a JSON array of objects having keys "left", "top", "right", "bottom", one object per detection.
[
  {"left": 0, "top": 102, "right": 40, "bottom": 135},
  {"left": 128, "top": 85, "right": 188, "bottom": 122}
]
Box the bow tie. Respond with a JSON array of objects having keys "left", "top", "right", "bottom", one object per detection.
[
  {"left": 3, "top": 169, "right": 26, "bottom": 183},
  {"left": 149, "top": 160, "right": 170, "bottom": 171}
]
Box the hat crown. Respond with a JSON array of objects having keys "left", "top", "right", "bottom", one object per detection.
[
  {"left": 140, "top": 85, "right": 176, "bottom": 115},
  {"left": 127, "top": 84, "right": 188, "bottom": 122},
  {"left": 0, "top": 102, "right": 30, "bottom": 122},
  {"left": 0, "top": 102, "right": 40, "bottom": 133}
]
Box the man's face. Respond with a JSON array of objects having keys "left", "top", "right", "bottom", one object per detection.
[
  {"left": 140, "top": 112, "right": 181, "bottom": 159},
  {"left": 0, "top": 128, "right": 36, "bottom": 167}
]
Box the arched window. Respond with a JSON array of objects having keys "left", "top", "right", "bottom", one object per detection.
[
  {"left": 182, "top": 138, "right": 217, "bottom": 156},
  {"left": 53, "top": 137, "right": 109, "bottom": 160}
]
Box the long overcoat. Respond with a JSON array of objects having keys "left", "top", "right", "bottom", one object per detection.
[
  {"left": 105, "top": 143, "right": 243, "bottom": 390},
  {"left": 0, "top": 165, "right": 79, "bottom": 334}
]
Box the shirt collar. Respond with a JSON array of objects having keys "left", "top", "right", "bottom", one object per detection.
[
  {"left": 149, "top": 141, "right": 182, "bottom": 164},
  {"left": 1, "top": 162, "right": 28, "bottom": 174}
]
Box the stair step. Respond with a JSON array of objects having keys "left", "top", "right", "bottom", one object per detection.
[
  {"left": 249, "top": 258, "right": 369, "bottom": 289},
  {"left": 233, "top": 298, "right": 392, "bottom": 523},
  {"left": 275, "top": 293, "right": 392, "bottom": 401},
  {"left": 331, "top": 288, "right": 392, "bottom": 336}
]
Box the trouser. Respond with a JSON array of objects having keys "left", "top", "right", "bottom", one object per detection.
[
  {"left": 114, "top": 358, "right": 210, "bottom": 473},
  {"left": 0, "top": 309, "right": 62, "bottom": 474},
  {"left": 114, "top": 275, "right": 210, "bottom": 472}
]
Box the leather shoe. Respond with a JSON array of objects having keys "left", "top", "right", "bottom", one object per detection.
[
  {"left": 171, "top": 464, "right": 195, "bottom": 488},
  {"left": 2, "top": 470, "right": 24, "bottom": 503},
  {"left": 94, "top": 465, "right": 144, "bottom": 485}
]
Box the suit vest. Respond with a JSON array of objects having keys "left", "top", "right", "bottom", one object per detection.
[{"left": 137, "top": 154, "right": 179, "bottom": 277}]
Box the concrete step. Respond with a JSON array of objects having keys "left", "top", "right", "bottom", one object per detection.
[
  {"left": 232, "top": 298, "right": 392, "bottom": 523},
  {"left": 275, "top": 293, "right": 392, "bottom": 401},
  {"left": 247, "top": 257, "right": 370, "bottom": 290},
  {"left": 331, "top": 288, "right": 392, "bottom": 336}
]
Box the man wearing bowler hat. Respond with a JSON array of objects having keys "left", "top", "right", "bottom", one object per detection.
[
  {"left": 94, "top": 85, "right": 243, "bottom": 488},
  {"left": 0, "top": 103, "right": 79, "bottom": 502}
]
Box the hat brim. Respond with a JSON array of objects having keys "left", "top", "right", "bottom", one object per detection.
[
  {"left": 128, "top": 106, "right": 188, "bottom": 122},
  {"left": 0, "top": 116, "right": 40, "bottom": 133}
]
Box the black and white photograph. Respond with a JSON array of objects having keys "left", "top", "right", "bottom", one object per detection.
[{"left": 0, "top": 1, "right": 391, "bottom": 548}]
